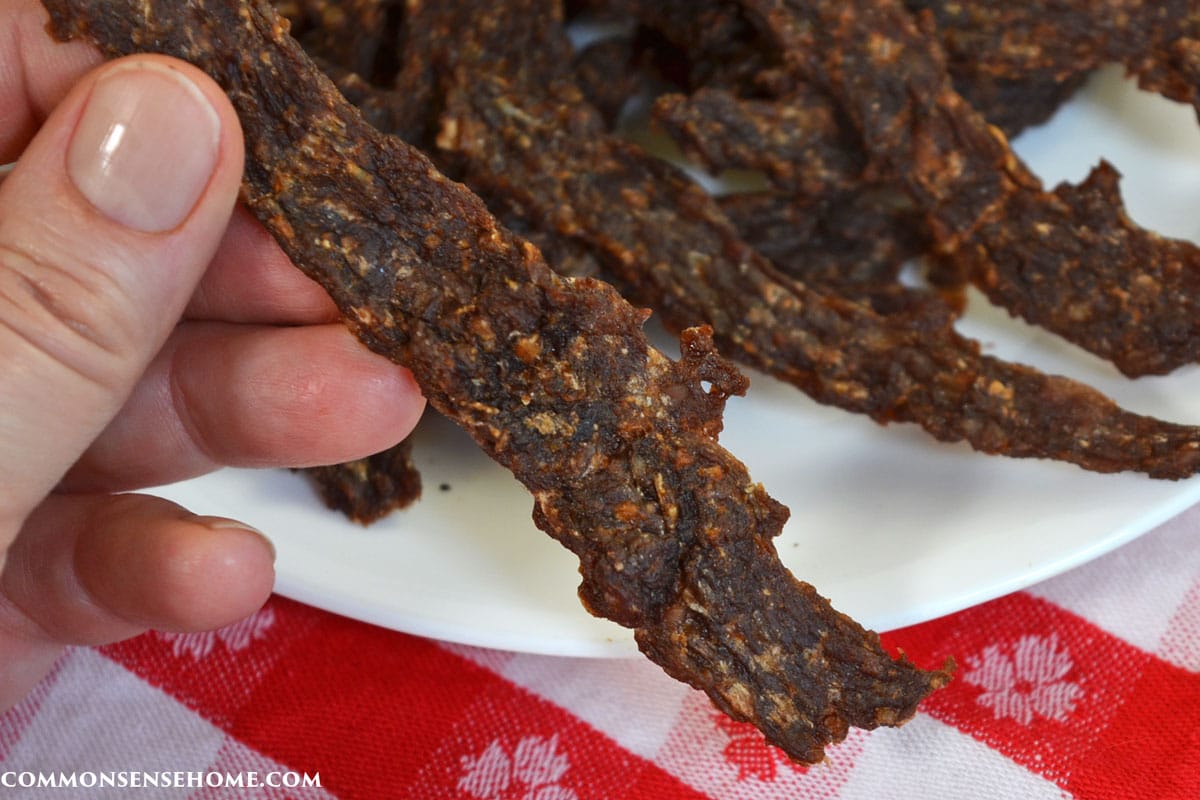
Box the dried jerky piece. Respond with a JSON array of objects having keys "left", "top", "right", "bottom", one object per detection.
[
  {"left": 738, "top": 0, "right": 1200, "bottom": 377},
  {"left": 653, "top": 87, "right": 864, "bottom": 197},
  {"left": 715, "top": 189, "right": 948, "bottom": 315},
  {"left": 1128, "top": 11, "right": 1200, "bottom": 116},
  {"left": 273, "top": 0, "right": 398, "bottom": 81},
  {"left": 303, "top": 439, "right": 422, "bottom": 524},
  {"left": 582, "top": 0, "right": 784, "bottom": 93},
  {"left": 571, "top": 34, "right": 645, "bottom": 127},
  {"left": 428, "top": 0, "right": 1200, "bottom": 478},
  {"left": 312, "top": 60, "right": 428, "bottom": 142},
  {"left": 43, "top": 0, "right": 949, "bottom": 764},
  {"left": 905, "top": 0, "right": 1185, "bottom": 135},
  {"left": 945, "top": 70, "right": 1087, "bottom": 138}
]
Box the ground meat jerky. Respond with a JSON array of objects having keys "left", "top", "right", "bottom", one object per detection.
[
  {"left": 302, "top": 439, "right": 422, "bottom": 524},
  {"left": 43, "top": 0, "right": 951, "bottom": 764},
  {"left": 735, "top": 0, "right": 1200, "bottom": 378},
  {"left": 276, "top": 0, "right": 437, "bottom": 145},
  {"left": 424, "top": 0, "right": 1200, "bottom": 479},
  {"left": 652, "top": 90, "right": 949, "bottom": 301},
  {"left": 272, "top": 0, "right": 425, "bottom": 522}
]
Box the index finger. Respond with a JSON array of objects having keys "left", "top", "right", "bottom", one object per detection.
[{"left": 0, "top": 0, "right": 102, "bottom": 162}]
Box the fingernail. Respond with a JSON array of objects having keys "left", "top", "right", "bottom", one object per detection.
[
  {"left": 197, "top": 516, "right": 276, "bottom": 561},
  {"left": 67, "top": 62, "right": 221, "bottom": 233}
]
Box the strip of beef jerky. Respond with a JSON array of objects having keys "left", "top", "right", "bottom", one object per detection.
[
  {"left": 714, "top": 189, "right": 949, "bottom": 315},
  {"left": 904, "top": 0, "right": 1185, "bottom": 135},
  {"left": 272, "top": 0, "right": 397, "bottom": 81},
  {"left": 1128, "top": 12, "right": 1200, "bottom": 117},
  {"left": 42, "top": 0, "right": 950, "bottom": 764},
  {"left": 579, "top": 0, "right": 785, "bottom": 94},
  {"left": 425, "top": 0, "right": 1200, "bottom": 478},
  {"left": 571, "top": 34, "right": 646, "bottom": 128},
  {"left": 302, "top": 439, "right": 422, "bottom": 525},
  {"left": 736, "top": 0, "right": 1200, "bottom": 378},
  {"left": 282, "top": 0, "right": 438, "bottom": 146},
  {"left": 271, "top": 1, "right": 424, "bottom": 523},
  {"left": 306, "top": 59, "right": 431, "bottom": 144},
  {"left": 653, "top": 87, "right": 864, "bottom": 198},
  {"left": 485, "top": 190, "right": 605, "bottom": 280}
]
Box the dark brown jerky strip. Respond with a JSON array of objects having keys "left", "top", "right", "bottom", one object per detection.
[
  {"left": 901, "top": 0, "right": 1166, "bottom": 135},
  {"left": 653, "top": 87, "right": 864, "bottom": 197},
  {"left": 905, "top": 0, "right": 1186, "bottom": 82},
  {"left": 302, "top": 439, "right": 422, "bottom": 525},
  {"left": 738, "top": 0, "right": 1200, "bottom": 377},
  {"left": 307, "top": 59, "right": 429, "bottom": 144},
  {"left": 714, "top": 190, "right": 951, "bottom": 316},
  {"left": 1127, "top": 11, "right": 1200, "bottom": 116},
  {"left": 42, "top": 0, "right": 950, "bottom": 764},
  {"left": 282, "top": 0, "right": 440, "bottom": 146},
  {"left": 428, "top": 0, "right": 1200, "bottom": 478},
  {"left": 273, "top": 0, "right": 424, "bottom": 522},
  {"left": 653, "top": 89, "right": 940, "bottom": 299},
  {"left": 272, "top": 0, "right": 398, "bottom": 81},
  {"left": 570, "top": 35, "right": 645, "bottom": 128},
  {"left": 580, "top": 0, "right": 785, "bottom": 94}
]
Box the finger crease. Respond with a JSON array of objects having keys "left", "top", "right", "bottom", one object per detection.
[
  {"left": 0, "top": 242, "right": 126, "bottom": 390},
  {"left": 165, "top": 343, "right": 223, "bottom": 470}
]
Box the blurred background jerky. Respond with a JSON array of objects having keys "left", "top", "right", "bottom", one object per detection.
[
  {"left": 43, "top": 0, "right": 952, "bottom": 766},
  {"left": 905, "top": 0, "right": 1187, "bottom": 134},
  {"left": 596, "top": 0, "right": 1200, "bottom": 378},
  {"left": 724, "top": 0, "right": 1200, "bottom": 378},
  {"left": 275, "top": 0, "right": 398, "bottom": 79},
  {"left": 416, "top": 0, "right": 1200, "bottom": 479},
  {"left": 278, "top": 0, "right": 1200, "bottom": 517}
]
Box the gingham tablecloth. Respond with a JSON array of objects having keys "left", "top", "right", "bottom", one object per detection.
[{"left": 2, "top": 501, "right": 1199, "bottom": 799}]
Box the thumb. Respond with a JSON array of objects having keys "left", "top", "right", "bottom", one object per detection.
[{"left": 0, "top": 55, "right": 243, "bottom": 531}]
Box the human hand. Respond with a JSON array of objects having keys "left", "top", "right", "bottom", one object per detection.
[{"left": 0, "top": 0, "right": 425, "bottom": 709}]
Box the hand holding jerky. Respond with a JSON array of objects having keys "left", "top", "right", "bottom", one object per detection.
[{"left": 42, "top": 0, "right": 948, "bottom": 764}]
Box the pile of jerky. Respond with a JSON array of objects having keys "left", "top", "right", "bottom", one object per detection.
[
  {"left": 291, "top": 0, "right": 1200, "bottom": 521},
  {"left": 42, "top": 0, "right": 1200, "bottom": 767}
]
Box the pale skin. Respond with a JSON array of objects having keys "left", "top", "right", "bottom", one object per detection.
[{"left": 0, "top": 0, "right": 426, "bottom": 708}]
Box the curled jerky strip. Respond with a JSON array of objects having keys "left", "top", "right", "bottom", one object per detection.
[
  {"left": 425, "top": 0, "right": 1200, "bottom": 479},
  {"left": 43, "top": 0, "right": 950, "bottom": 764},
  {"left": 732, "top": 0, "right": 1200, "bottom": 378}
]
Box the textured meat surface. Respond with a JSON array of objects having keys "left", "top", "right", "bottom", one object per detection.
[
  {"left": 425, "top": 0, "right": 1200, "bottom": 479},
  {"left": 903, "top": 0, "right": 1184, "bottom": 135},
  {"left": 302, "top": 440, "right": 422, "bottom": 525},
  {"left": 42, "top": 0, "right": 950, "bottom": 764},
  {"left": 738, "top": 0, "right": 1200, "bottom": 378}
]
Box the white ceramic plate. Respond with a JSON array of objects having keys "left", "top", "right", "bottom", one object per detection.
[{"left": 149, "top": 66, "right": 1200, "bottom": 657}]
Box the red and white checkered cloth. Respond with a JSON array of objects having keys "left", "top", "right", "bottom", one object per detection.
[{"left": 3, "top": 502, "right": 1199, "bottom": 798}]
